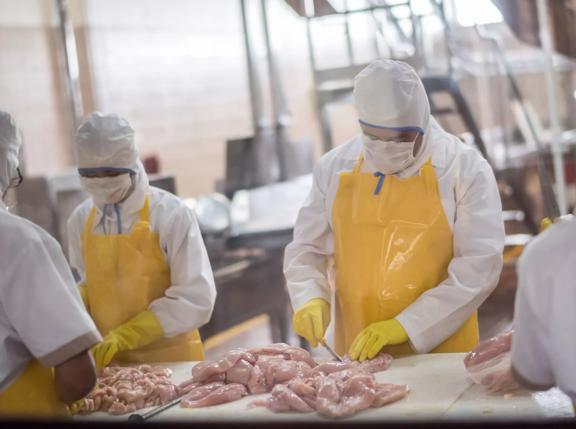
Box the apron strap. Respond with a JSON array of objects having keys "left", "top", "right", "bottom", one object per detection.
[
  {"left": 83, "top": 207, "right": 97, "bottom": 237},
  {"left": 83, "top": 195, "right": 150, "bottom": 237},
  {"left": 138, "top": 195, "right": 151, "bottom": 223},
  {"left": 352, "top": 153, "right": 364, "bottom": 174},
  {"left": 354, "top": 154, "right": 435, "bottom": 195},
  {"left": 420, "top": 158, "right": 437, "bottom": 194}
]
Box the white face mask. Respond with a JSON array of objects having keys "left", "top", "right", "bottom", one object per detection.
[
  {"left": 361, "top": 134, "right": 416, "bottom": 174},
  {"left": 80, "top": 173, "right": 134, "bottom": 206}
]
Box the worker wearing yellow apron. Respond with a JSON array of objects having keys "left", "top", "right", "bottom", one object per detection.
[
  {"left": 67, "top": 112, "right": 217, "bottom": 369},
  {"left": 286, "top": 60, "right": 505, "bottom": 360},
  {"left": 0, "top": 111, "right": 100, "bottom": 417}
]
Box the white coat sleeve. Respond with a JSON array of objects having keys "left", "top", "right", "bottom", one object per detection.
[
  {"left": 1, "top": 235, "right": 101, "bottom": 367},
  {"left": 511, "top": 240, "right": 554, "bottom": 388},
  {"left": 149, "top": 201, "right": 217, "bottom": 338},
  {"left": 67, "top": 204, "right": 87, "bottom": 285},
  {"left": 284, "top": 160, "right": 334, "bottom": 311},
  {"left": 395, "top": 158, "right": 505, "bottom": 353}
]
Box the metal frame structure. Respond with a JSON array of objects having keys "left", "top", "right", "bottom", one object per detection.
[{"left": 299, "top": 0, "right": 452, "bottom": 152}]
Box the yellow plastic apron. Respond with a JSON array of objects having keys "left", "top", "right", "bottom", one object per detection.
[
  {"left": 82, "top": 196, "right": 204, "bottom": 363},
  {"left": 0, "top": 361, "right": 69, "bottom": 418},
  {"left": 332, "top": 155, "right": 478, "bottom": 356}
]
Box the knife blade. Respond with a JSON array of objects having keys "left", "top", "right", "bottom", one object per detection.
[
  {"left": 128, "top": 395, "right": 183, "bottom": 422},
  {"left": 320, "top": 339, "right": 343, "bottom": 362}
]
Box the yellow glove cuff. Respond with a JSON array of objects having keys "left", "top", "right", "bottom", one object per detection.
[{"left": 110, "top": 310, "right": 164, "bottom": 351}]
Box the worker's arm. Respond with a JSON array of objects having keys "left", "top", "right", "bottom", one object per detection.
[
  {"left": 2, "top": 236, "right": 101, "bottom": 393},
  {"left": 395, "top": 156, "right": 505, "bottom": 353},
  {"left": 284, "top": 159, "right": 334, "bottom": 311},
  {"left": 147, "top": 196, "right": 217, "bottom": 337},
  {"left": 54, "top": 350, "right": 96, "bottom": 404},
  {"left": 510, "top": 244, "right": 555, "bottom": 391}
]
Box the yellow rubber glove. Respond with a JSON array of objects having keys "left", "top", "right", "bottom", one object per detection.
[
  {"left": 540, "top": 217, "right": 553, "bottom": 232},
  {"left": 69, "top": 400, "right": 84, "bottom": 416},
  {"left": 349, "top": 319, "right": 409, "bottom": 362},
  {"left": 292, "top": 298, "right": 330, "bottom": 347},
  {"left": 92, "top": 310, "right": 163, "bottom": 370}
]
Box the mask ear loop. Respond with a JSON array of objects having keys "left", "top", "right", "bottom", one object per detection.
[
  {"left": 114, "top": 170, "right": 137, "bottom": 234},
  {"left": 2, "top": 167, "right": 24, "bottom": 201}
]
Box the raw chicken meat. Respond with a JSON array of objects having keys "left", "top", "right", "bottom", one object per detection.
[
  {"left": 256, "top": 356, "right": 314, "bottom": 387},
  {"left": 78, "top": 344, "right": 404, "bottom": 419},
  {"left": 315, "top": 372, "right": 377, "bottom": 418},
  {"left": 464, "top": 331, "right": 513, "bottom": 368},
  {"left": 226, "top": 358, "right": 254, "bottom": 385},
  {"left": 247, "top": 350, "right": 406, "bottom": 418},
  {"left": 253, "top": 365, "right": 408, "bottom": 419},
  {"left": 181, "top": 383, "right": 248, "bottom": 408},
  {"left": 358, "top": 353, "right": 394, "bottom": 374},
  {"left": 262, "top": 384, "right": 315, "bottom": 413},
  {"left": 464, "top": 331, "right": 519, "bottom": 393},
  {"left": 311, "top": 360, "right": 359, "bottom": 376},
  {"left": 76, "top": 365, "right": 179, "bottom": 416},
  {"left": 179, "top": 382, "right": 225, "bottom": 402},
  {"left": 372, "top": 383, "right": 410, "bottom": 407},
  {"left": 249, "top": 343, "right": 317, "bottom": 367},
  {"left": 287, "top": 377, "right": 316, "bottom": 398},
  {"left": 191, "top": 349, "right": 256, "bottom": 383}
]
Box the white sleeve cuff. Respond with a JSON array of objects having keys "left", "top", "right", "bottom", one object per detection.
[
  {"left": 394, "top": 313, "right": 430, "bottom": 354},
  {"left": 289, "top": 282, "right": 331, "bottom": 311}
]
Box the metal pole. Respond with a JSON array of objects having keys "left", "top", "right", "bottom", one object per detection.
[
  {"left": 56, "top": 0, "right": 84, "bottom": 129},
  {"left": 260, "top": 0, "right": 288, "bottom": 181},
  {"left": 240, "top": 0, "right": 266, "bottom": 133},
  {"left": 260, "top": 0, "right": 290, "bottom": 128},
  {"left": 476, "top": 25, "right": 560, "bottom": 219},
  {"left": 537, "top": 0, "right": 568, "bottom": 215},
  {"left": 343, "top": 0, "right": 354, "bottom": 65},
  {"left": 304, "top": 0, "right": 317, "bottom": 72}
]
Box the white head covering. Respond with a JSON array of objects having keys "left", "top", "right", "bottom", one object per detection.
[
  {"left": 353, "top": 59, "right": 430, "bottom": 134},
  {"left": 0, "top": 111, "right": 22, "bottom": 195},
  {"left": 75, "top": 112, "right": 138, "bottom": 170}
]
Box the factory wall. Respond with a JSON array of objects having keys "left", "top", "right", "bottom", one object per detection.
[
  {"left": 1, "top": 0, "right": 574, "bottom": 198},
  {"left": 1, "top": 0, "right": 349, "bottom": 198}
]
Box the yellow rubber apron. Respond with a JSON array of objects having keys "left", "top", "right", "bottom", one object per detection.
[
  {"left": 82, "top": 196, "right": 204, "bottom": 363},
  {"left": 332, "top": 155, "right": 478, "bottom": 356},
  {"left": 0, "top": 361, "right": 69, "bottom": 418}
]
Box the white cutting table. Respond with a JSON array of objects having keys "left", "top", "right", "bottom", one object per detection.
[{"left": 77, "top": 354, "right": 574, "bottom": 422}]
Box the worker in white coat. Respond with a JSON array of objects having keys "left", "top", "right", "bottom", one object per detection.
[
  {"left": 68, "top": 112, "right": 216, "bottom": 370},
  {"left": 0, "top": 111, "right": 101, "bottom": 417},
  {"left": 285, "top": 59, "right": 505, "bottom": 360},
  {"left": 511, "top": 216, "right": 576, "bottom": 405}
]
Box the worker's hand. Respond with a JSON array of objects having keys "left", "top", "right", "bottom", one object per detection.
[
  {"left": 91, "top": 310, "right": 164, "bottom": 370},
  {"left": 292, "top": 298, "right": 330, "bottom": 347},
  {"left": 480, "top": 366, "right": 518, "bottom": 393},
  {"left": 349, "top": 319, "right": 408, "bottom": 362}
]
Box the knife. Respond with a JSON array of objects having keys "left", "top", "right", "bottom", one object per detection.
[
  {"left": 128, "top": 395, "right": 183, "bottom": 422},
  {"left": 320, "top": 339, "right": 343, "bottom": 362}
]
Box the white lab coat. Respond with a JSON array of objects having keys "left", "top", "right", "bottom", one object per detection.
[
  {"left": 284, "top": 118, "right": 505, "bottom": 353},
  {"left": 512, "top": 217, "right": 576, "bottom": 401},
  {"left": 67, "top": 165, "right": 217, "bottom": 338},
  {"left": 0, "top": 200, "right": 101, "bottom": 392}
]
